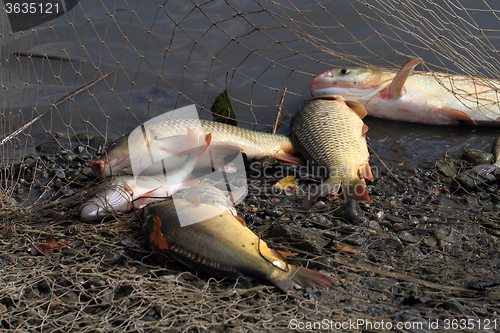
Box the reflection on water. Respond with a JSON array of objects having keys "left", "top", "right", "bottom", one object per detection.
[{"left": 366, "top": 116, "right": 500, "bottom": 168}]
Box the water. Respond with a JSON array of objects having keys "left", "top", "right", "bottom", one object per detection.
[{"left": 1, "top": 0, "right": 500, "bottom": 168}]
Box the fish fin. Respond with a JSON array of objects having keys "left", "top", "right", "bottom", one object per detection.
[
  {"left": 345, "top": 100, "right": 368, "bottom": 118},
  {"left": 390, "top": 58, "right": 421, "bottom": 98},
  {"left": 92, "top": 160, "right": 106, "bottom": 179},
  {"left": 204, "top": 144, "right": 241, "bottom": 172},
  {"left": 270, "top": 265, "right": 335, "bottom": 293},
  {"left": 270, "top": 249, "right": 298, "bottom": 259},
  {"left": 187, "top": 127, "right": 212, "bottom": 153},
  {"left": 440, "top": 108, "right": 477, "bottom": 125},
  {"left": 235, "top": 216, "right": 246, "bottom": 226},
  {"left": 274, "top": 154, "right": 303, "bottom": 164},
  {"left": 186, "top": 193, "right": 201, "bottom": 206},
  {"left": 149, "top": 215, "right": 169, "bottom": 251},
  {"left": 343, "top": 178, "right": 370, "bottom": 202},
  {"left": 362, "top": 124, "right": 369, "bottom": 136},
  {"left": 154, "top": 134, "right": 190, "bottom": 155},
  {"left": 359, "top": 162, "right": 374, "bottom": 181}
]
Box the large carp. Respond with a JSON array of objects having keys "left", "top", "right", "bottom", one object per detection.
[
  {"left": 93, "top": 119, "right": 300, "bottom": 179},
  {"left": 310, "top": 58, "right": 500, "bottom": 125},
  {"left": 291, "top": 95, "right": 373, "bottom": 205},
  {"left": 142, "top": 186, "right": 335, "bottom": 293}
]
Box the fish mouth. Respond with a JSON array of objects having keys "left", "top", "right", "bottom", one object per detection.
[{"left": 92, "top": 160, "right": 107, "bottom": 180}]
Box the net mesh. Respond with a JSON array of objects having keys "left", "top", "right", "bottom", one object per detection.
[{"left": 1, "top": 0, "right": 500, "bottom": 331}]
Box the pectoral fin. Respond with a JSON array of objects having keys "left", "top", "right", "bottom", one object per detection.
[
  {"left": 390, "top": 58, "right": 421, "bottom": 98},
  {"left": 235, "top": 216, "right": 246, "bottom": 226},
  {"left": 274, "top": 154, "right": 303, "bottom": 164},
  {"left": 345, "top": 100, "right": 368, "bottom": 118},
  {"left": 154, "top": 134, "right": 190, "bottom": 155},
  {"left": 441, "top": 108, "right": 477, "bottom": 125}
]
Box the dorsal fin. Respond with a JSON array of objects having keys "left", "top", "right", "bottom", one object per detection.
[
  {"left": 390, "top": 58, "right": 421, "bottom": 98},
  {"left": 345, "top": 100, "right": 368, "bottom": 118}
]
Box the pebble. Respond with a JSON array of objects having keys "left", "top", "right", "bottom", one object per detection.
[
  {"left": 398, "top": 232, "right": 421, "bottom": 243},
  {"left": 35, "top": 141, "right": 62, "bottom": 154},
  {"left": 385, "top": 214, "right": 403, "bottom": 223},
  {"left": 464, "top": 149, "right": 493, "bottom": 165},
  {"left": 334, "top": 200, "right": 364, "bottom": 224},
  {"left": 436, "top": 160, "right": 458, "bottom": 178},
  {"left": 401, "top": 244, "right": 423, "bottom": 258},
  {"left": 423, "top": 237, "right": 437, "bottom": 247},
  {"left": 341, "top": 234, "right": 365, "bottom": 247}
]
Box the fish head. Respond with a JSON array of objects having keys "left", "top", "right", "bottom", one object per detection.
[
  {"left": 92, "top": 135, "right": 133, "bottom": 179},
  {"left": 79, "top": 181, "right": 133, "bottom": 220},
  {"left": 310, "top": 67, "right": 394, "bottom": 103}
]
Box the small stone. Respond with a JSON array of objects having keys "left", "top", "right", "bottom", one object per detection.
[
  {"left": 398, "top": 231, "right": 421, "bottom": 243},
  {"left": 36, "top": 141, "right": 61, "bottom": 154},
  {"left": 385, "top": 214, "right": 403, "bottom": 223},
  {"left": 76, "top": 133, "right": 93, "bottom": 142},
  {"left": 334, "top": 200, "right": 364, "bottom": 224},
  {"left": 401, "top": 244, "right": 423, "bottom": 258},
  {"left": 436, "top": 160, "right": 458, "bottom": 178},
  {"left": 464, "top": 149, "right": 493, "bottom": 165},
  {"left": 89, "top": 136, "right": 107, "bottom": 154},
  {"left": 342, "top": 234, "right": 365, "bottom": 247},
  {"left": 455, "top": 172, "right": 478, "bottom": 192},
  {"left": 74, "top": 146, "right": 85, "bottom": 154},
  {"left": 368, "top": 220, "right": 381, "bottom": 231},
  {"left": 82, "top": 167, "right": 94, "bottom": 177}
]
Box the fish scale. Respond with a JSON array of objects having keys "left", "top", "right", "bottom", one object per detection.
[
  {"left": 291, "top": 96, "right": 373, "bottom": 204},
  {"left": 144, "top": 119, "right": 294, "bottom": 158}
]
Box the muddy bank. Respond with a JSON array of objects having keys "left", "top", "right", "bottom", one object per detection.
[{"left": 1, "top": 140, "right": 500, "bottom": 332}]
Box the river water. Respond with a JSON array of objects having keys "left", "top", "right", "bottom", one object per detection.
[{"left": 1, "top": 0, "right": 500, "bottom": 169}]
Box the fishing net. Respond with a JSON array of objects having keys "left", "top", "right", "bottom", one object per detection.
[{"left": 1, "top": 0, "right": 500, "bottom": 331}]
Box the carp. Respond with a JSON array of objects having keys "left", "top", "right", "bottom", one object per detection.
[
  {"left": 93, "top": 119, "right": 300, "bottom": 179},
  {"left": 291, "top": 95, "right": 373, "bottom": 205},
  {"left": 142, "top": 188, "right": 335, "bottom": 293}
]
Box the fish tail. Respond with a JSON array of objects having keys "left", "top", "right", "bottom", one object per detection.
[
  {"left": 271, "top": 265, "right": 335, "bottom": 293},
  {"left": 343, "top": 178, "right": 370, "bottom": 202}
]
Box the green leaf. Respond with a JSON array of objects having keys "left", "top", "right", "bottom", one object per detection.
[
  {"left": 211, "top": 75, "right": 238, "bottom": 127},
  {"left": 211, "top": 89, "right": 237, "bottom": 126}
]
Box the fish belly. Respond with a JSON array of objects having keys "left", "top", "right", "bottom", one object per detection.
[{"left": 366, "top": 73, "right": 500, "bottom": 124}]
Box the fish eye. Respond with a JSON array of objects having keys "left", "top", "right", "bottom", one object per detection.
[{"left": 340, "top": 68, "right": 349, "bottom": 75}]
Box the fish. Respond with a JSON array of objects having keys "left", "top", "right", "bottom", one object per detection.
[
  {"left": 310, "top": 58, "right": 500, "bottom": 125},
  {"left": 93, "top": 119, "right": 300, "bottom": 179},
  {"left": 141, "top": 189, "right": 335, "bottom": 293},
  {"left": 290, "top": 95, "right": 373, "bottom": 205},
  {"left": 79, "top": 127, "right": 210, "bottom": 221}
]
